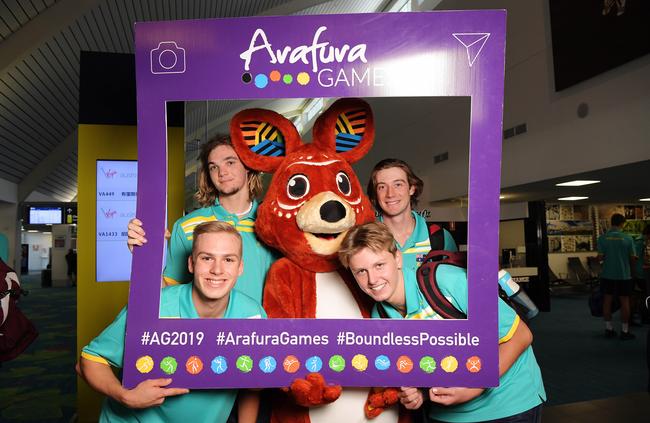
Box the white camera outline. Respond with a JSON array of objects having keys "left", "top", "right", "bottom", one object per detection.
[{"left": 150, "top": 41, "right": 186, "bottom": 74}]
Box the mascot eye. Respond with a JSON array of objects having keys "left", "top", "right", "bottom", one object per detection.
[
  {"left": 287, "top": 174, "right": 310, "bottom": 200},
  {"left": 336, "top": 172, "right": 351, "bottom": 195}
]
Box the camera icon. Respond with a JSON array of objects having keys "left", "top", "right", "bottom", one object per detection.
[{"left": 150, "top": 41, "right": 186, "bottom": 74}]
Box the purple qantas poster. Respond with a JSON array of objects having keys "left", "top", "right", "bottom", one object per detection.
[{"left": 129, "top": 11, "right": 506, "bottom": 389}]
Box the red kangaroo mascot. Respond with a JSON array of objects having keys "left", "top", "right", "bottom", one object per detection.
[{"left": 231, "top": 98, "right": 408, "bottom": 423}]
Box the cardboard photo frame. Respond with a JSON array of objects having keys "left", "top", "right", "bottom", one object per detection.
[{"left": 127, "top": 10, "right": 506, "bottom": 389}]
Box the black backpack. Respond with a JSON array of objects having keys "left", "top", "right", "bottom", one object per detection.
[
  {"left": 377, "top": 224, "right": 468, "bottom": 319},
  {"left": 377, "top": 224, "right": 525, "bottom": 320},
  {"left": 0, "top": 259, "right": 38, "bottom": 363}
]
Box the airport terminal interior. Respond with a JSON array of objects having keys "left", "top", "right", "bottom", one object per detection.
[{"left": 0, "top": 0, "right": 649, "bottom": 422}]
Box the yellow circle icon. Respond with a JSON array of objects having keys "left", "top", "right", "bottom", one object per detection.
[
  {"left": 351, "top": 354, "right": 368, "bottom": 372},
  {"left": 135, "top": 355, "right": 154, "bottom": 374},
  {"left": 297, "top": 72, "right": 310, "bottom": 85},
  {"left": 441, "top": 356, "right": 458, "bottom": 373}
]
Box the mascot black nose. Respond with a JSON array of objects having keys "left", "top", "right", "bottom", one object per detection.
[{"left": 320, "top": 200, "right": 346, "bottom": 223}]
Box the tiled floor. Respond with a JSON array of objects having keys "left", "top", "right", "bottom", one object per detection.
[
  {"left": 529, "top": 293, "right": 648, "bottom": 405},
  {"left": 4, "top": 276, "right": 649, "bottom": 422},
  {"left": 1, "top": 281, "right": 77, "bottom": 423},
  {"left": 543, "top": 392, "right": 650, "bottom": 422}
]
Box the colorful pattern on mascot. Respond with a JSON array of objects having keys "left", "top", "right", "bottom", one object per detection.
[{"left": 231, "top": 98, "right": 409, "bottom": 423}]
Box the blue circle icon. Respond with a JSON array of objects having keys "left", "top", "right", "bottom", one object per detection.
[
  {"left": 375, "top": 355, "right": 391, "bottom": 371},
  {"left": 211, "top": 356, "right": 228, "bottom": 374},
  {"left": 254, "top": 73, "right": 269, "bottom": 88},
  {"left": 306, "top": 356, "right": 323, "bottom": 372},
  {"left": 259, "top": 356, "right": 277, "bottom": 374}
]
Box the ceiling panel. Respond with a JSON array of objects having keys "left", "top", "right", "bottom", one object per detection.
[
  {"left": 0, "top": 149, "right": 32, "bottom": 181},
  {"left": 0, "top": 124, "right": 45, "bottom": 162},
  {"left": 35, "top": 150, "right": 78, "bottom": 201},
  {"left": 0, "top": 0, "right": 396, "bottom": 203},
  {"left": 500, "top": 160, "right": 650, "bottom": 205},
  {"left": 0, "top": 0, "right": 49, "bottom": 41},
  {"left": 296, "top": 0, "right": 385, "bottom": 15}
]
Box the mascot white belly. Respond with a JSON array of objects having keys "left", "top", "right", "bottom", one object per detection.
[{"left": 311, "top": 272, "right": 398, "bottom": 423}]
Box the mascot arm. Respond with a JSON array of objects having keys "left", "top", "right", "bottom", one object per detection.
[
  {"left": 286, "top": 373, "right": 342, "bottom": 407},
  {"left": 365, "top": 387, "right": 400, "bottom": 419}
]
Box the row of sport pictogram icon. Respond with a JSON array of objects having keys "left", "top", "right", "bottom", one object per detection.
[{"left": 135, "top": 353, "right": 482, "bottom": 376}]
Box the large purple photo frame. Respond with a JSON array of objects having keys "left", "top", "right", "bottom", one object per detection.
[{"left": 128, "top": 11, "right": 506, "bottom": 389}]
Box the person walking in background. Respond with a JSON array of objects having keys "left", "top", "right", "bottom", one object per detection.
[
  {"left": 65, "top": 249, "right": 77, "bottom": 287},
  {"left": 598, "top": 213, "right": 637, "bottom": 340},
  {"left": 643, "top": 225, "right": 650, "bottom": 392},
  {"left": 632, "top": 224, "right": 650, "bottom": 324}
]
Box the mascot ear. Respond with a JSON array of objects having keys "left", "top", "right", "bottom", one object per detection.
[
  {"left": 312, "top": 98, "right": 374, "bottom": 164},
  {"left": 230, "top": 108, "right": 302, "bottom": 173}
]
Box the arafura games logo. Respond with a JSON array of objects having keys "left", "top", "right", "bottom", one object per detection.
[{"left": 239, "top": 26, "right": 384, "bottom": 89}]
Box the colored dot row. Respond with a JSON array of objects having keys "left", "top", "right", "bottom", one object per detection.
[
  {"left": 135, "top": 354, "right": 482, "bottom": 376},
  {"left": 242, "top": 71, "right": 310, "bottom": 88}
]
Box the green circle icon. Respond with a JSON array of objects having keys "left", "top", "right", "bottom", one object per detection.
[
  {"left": 329, "top": 355, "right": 346, "bottom": 372},
  {"left": 419, "top": 356, "right": 437, "bottom": 374},
  {"left": 236, "top": 355, "right": 253, "bottom": 373},
  {"left": 160, "top": 356, "right": 178, "bottom": 375},
  {"left": 283, "top": 74, "right": 293, "bottom": 84}
]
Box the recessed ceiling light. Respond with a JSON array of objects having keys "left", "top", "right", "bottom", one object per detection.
[
  {"left": 640, "top": 198, "right": 650, "bottom": 202},
  {"left": 555, "top": 180, "right": 600, "bottom": 187},
  {"left": 558, "top": 196, "right": 589, "bottom": 201},
  {"left": 499, "top": 195, "right": 506, "bottom": 199}
]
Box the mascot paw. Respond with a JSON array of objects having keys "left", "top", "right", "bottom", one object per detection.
[
  {"left": 365, "top": 387, "right": 400, "bottom": 419},
  {"left": 288, "top": 373, "right": 342, "bottom": 407}
]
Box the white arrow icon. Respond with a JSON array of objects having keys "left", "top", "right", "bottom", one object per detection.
[{"left": 453, "top": 33, "right": 491, "bottom": 67}]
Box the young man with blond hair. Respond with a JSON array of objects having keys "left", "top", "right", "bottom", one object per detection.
[
  {"left": 80, "top": 221, "right": 265, "bottom": 422},
  {"left": 339, "top": 222, "right": 545, "bottom": 423}
]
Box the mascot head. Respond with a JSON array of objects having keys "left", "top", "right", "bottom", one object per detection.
[{"left": 230, "top": 98, "right": 376, "bottom": 272}]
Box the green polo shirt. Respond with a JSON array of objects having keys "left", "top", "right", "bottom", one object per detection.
[
  {"left": 372, "top": 265, "right": 546, "bottom": 422},
  {"left": 379, "top": 212, "right": 458, "bottom": 274},
  {"left": 163, "top": 199, "right": 275, "bottom": 304},
  {"left": 597, "top": 228, "right": 635, "bottom": 280},
  {"left": 82, "top": 283, "right": 266, "bottom": 423}
]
